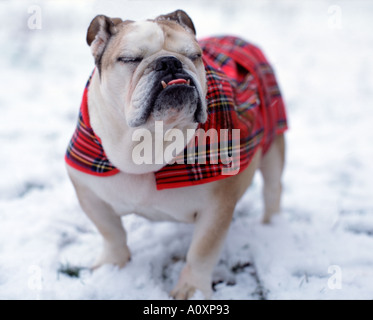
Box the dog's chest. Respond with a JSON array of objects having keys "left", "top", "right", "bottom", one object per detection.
[{"left": 80, "top": 170, "right": 209, "bottom": 223}]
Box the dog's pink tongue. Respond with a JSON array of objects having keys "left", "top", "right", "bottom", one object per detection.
[{"left": 168, "top": 79, "right": 187, "bottom": 85}]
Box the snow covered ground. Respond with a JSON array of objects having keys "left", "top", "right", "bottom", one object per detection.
[{"left": 1, "top": 0, "right": 373, "bottom": 300}]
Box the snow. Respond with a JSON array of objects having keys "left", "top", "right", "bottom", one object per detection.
[{"left": 1, "top": 0, "right": 373, "bottom": 300}]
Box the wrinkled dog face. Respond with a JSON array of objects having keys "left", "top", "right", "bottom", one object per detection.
[{"left": 87, "top": 10, "right": 208, "bottom": 128}]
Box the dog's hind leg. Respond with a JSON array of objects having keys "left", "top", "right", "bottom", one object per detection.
[{"left": 259, "top": 134, "right": 285, "bottom": 224}]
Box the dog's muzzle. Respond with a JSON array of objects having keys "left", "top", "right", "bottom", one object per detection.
[{"left": 129, "top": 56, "right": 205, "bottom": 127}]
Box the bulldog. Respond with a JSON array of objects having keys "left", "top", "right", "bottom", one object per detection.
[{"left": 65, "top": 10, "right": 287, "bottom": 299}]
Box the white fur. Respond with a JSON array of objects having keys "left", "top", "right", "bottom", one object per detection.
[
  {"left": 125, "top": 21, "right": 164, "bottom": 56},
  {"left": 68, "top": 166, "right": 212, "bottom": 222}
]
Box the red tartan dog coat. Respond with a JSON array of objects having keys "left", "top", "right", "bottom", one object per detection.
[{"left": 65, "top": 36, "right": 288, "bottom": 190}]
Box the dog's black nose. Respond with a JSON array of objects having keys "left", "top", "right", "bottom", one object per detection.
[{"left": 155, "top": 56, "right": 183, "bottom": 74}]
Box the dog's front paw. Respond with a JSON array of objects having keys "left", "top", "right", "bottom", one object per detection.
[
  {"left": 92, "top": 241, "right": 131, "bottom": 269},
  {"left": 171, "top": 265, "right": 212, "bottom": 300}
]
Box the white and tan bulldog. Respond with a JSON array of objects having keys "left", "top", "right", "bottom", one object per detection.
[{"left": 66, "top": 10, "right": 286, "bottom": 299}]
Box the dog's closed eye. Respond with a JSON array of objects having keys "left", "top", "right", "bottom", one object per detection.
[
  {"left": 117, "top": 56, "right": 143, "bottom": 64},
  {"left": 189, "top": 53, "right": 202, "bottom": 62}
]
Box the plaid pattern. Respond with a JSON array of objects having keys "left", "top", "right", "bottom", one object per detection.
[
  {"left": 65, "top": 36, "right": 288, "bottom": 189},
  {"left": 65, "top": 73, "right": 120, "bottom": 177},
  {"left": 155, "top": 36, "right": 287, "bottom": 189}
]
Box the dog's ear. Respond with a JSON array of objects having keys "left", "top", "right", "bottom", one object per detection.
[
  {"left": 86, "top": 15, "right": 123, "bottom": 61},
  {"left": 156, "top": 10, "right": 196, "bottom": 35}
]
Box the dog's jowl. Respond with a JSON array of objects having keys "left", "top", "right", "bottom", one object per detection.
[{"left": 65, "top": 10, "right": 288, "bottom": 299}]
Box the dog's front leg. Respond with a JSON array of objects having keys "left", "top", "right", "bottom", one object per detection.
[
  {"left": 69, "top": 176, "right": 131, "bottom": 269},
  {"left": 170, "top": 151, "right": 261, "bottom": 300},
  {"left": 171, "top": 203, "right": 235, "bottom": 300}
]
